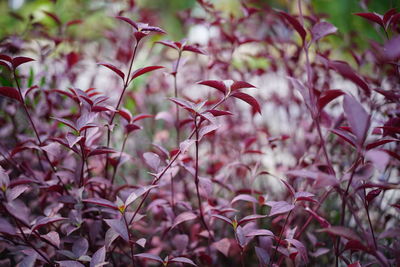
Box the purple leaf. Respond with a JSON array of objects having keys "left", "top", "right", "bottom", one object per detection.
[
  {"left": 246, "top": 229, "right": 274, "bottom": 237},
  {"left": 125, "top": 185, "right": 158, "bottom": 207},
  {"left": 317, "top": 226, "right": 361, "bottom": 241},
  {"left": 286, "top": 238, "right": 308, "bottom": 263},
  {"left": 31, "top": 216, "right": 66, "bottom": 232},
  {"left": 198, "top": 124, "right": 220, "bottom": 141},
  {"left": 277, "top": 11, "right": 307, "bottom": 44},
  {"left": 231, "top": 194, "right": 258, "bottom": 205},
  {"left": 134, "top": 253, "right": 163, "bottom": 263},
  {"left": 143, "top": 152, "right": 161, "bottom": 171},
  {"left": 343, "top": 95, "right": 370, "bottom": 145},
  {"left": 265, "top": 201, "right": 295, "bottom": 216},
  {"left": 83, "top": 198, "right": 118, "bottom": 210},
  {"left": 41, "top": 231, "right": 60, "bottom": 248},
  {"left": 182, "top": 44, "right": 207, "bottom": 55},
  {"left": 72, "top": 237, "right": 88, "bottom": 258},
  {"left": 213, "top": 238, "right": 231, "bottom": 257},
  {"left": 238, "top": 214, "right": 267, "bottom": 225},
  {"left": 104, "top": 219, "right": 129, "bottom": 242},
  {"left": 115, "top": 16, "right": 138, "bottom": 30},
  {"left": 6, "top": 185, "right": 29, "bottom": 202},
  {"left": 294, "top": 191, "right": 316, "bottom": 203},
  {"left": 98, "top": 63, "right": 125, "bottom": 80},
  {"left": 156, "top": 40, "right": 180, "bottom": 50},
  {"left": 312, "top": 21, "right": 338, "bottom": 42},
  {"left": 317, "top": 89, "right": 345, "bottom": 111},
  {"left": 90, "top": 246, "right": 106, "bottom": 267},
  {"left": 171, "top": 212, "right": 197, "bottom": 229},
  {"left": 56, "top": 261, "right": 85, "bottom": 267},
  {"left": 383, "top": 35, "right": 400, "bottom": 61},
  {"left": 211, "top": 214, "right": 233, "bottom": 226},
  {"left": 230, "top": 81, "right": 256, "bottom": 91}
]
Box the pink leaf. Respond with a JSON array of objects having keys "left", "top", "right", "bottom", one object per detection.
[
  {"left": 98, "top": 63, "right": 125, "bottom": 80},
  {"left": 238, "top": 214, "right": 267, "bottom": 225},
  {"left": 171, "top": 212, "right": 197, "bottom": 229},
  {"left": 134, "top": 253, "right": 163, "bottom": 263},
  {"left": 169, "top": 257, "right": 197, "bottom": 266},
  {"left": 312, "top": 21, "right": 338, "bottom": 42},
  {"left": 343, "top": 95, "right": 370, "bottom": 145},
  {"left": 246, "top": 229, "right": 274, "bottom": 237},
  {"left": 265, "top": 201, "right": 295, "bottom": 216},
  {"left": 231, "top": 194, "right": 258, "bottom": 205},
  {"left": 213, "top": 238, "right": 231, "bottom": 257}
]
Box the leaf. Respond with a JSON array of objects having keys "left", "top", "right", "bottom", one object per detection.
[
  {"left": 211, "top": 214, "right": 233, "bottom": 226},
  {"left": 12, "top": 56, "right": 35, "bottom": 69},
  {"left": 182, "top": 44, "right": 207, "bottom": 55},
  {"left": 317, "top": 226, "right": 361, "bottom": 242},
  {"left": 366, "top": 189, "right": 382, "bottom": 204},
  {"left": 294, "top": 191, "right": 316, "bottom": 202},
  {"left": 231, "top": 92, "right": 261, "bottom": 114},
  {"left": 198, "top": 124, "right": 220, "bottom": 141},
  {"left": 180, "top": 139, "right": 195, "bottom": 154},
  {"left": 72, "top": 237, "right": 88, "bottom": 258},
  {"left": 280, "top": 179, "right": 295, "bottom": 196},
  {"left": 88, "top": 147, "right": 115, "bottom": 157},
  {"left": 198, "top": 80, "right": 227, "bottom": 94},
  {"left": 330, "top": 128, "right": 357, "bottom": 148},
  {"left": 265, "top": 201, "right": 295, "bottom": 216},
  {"left": 171, "top": 212, "right": 197, "bottom": 229},
  {"left": 312, "top": 21, "right": 338, "bottom": 42},
  {"left": 104, "top": 219, "right": 129, "bottom": 242},
  {"left": 213, "top": 238, "right": 231, "bottom": 257},
  {"left": 56, "top": 261, "right": 85, "bottom": 267},
  {"left": 0, "top": 86, "right": 22, "bottom": 102},
  {"left": 98, "top": 63, "right": 124, "bottom": 80},
  {"left": 231, "top": 194, "right": 258, "bottom": 205},
  {"left": 169, "top": 257, "right": 197, "bottom": 266},
  {"left": 6, "top": 185, "right": 29, "bottom": 202},
  {"left": 255, "top": 246, "right": 270, "bottom": 265},
  {"left": 327, "top": 60, "right": 370, "bottom": 96},
  {"left": 115, "top": 16, "right": 138, "bottom": 30},
  {"left": 383, "top": 8, "right": 397, "bottom": 26},
  {"left": 383, "top": 35, "right": 400, "bottom": 61},
  {"left": 286, "top": 238, "right": 308, "bottom": 263},
  {"left": 277, "top": 10, "right": 307, "bottom": 44},
  {"left": 105, "top": 228, "right": 119, "bottom": 249},
  {"left": 317, "top": 89, "right": 344, "bottom": 111},
  {"left": 82, "top": 198, "right": 118, "bottom": 210},
  {"left": 156, "top": 40, "right": 179, "bottom": 50},
  {"left": 348, "top": 262, "right": 362, "bottom": 267},
  {"left": 343, "top": 95, "right": 370, "bottom": 145},
  {"left": 125, "top": 185, "right": 158, "bottom": 207},
  {"left": 31, "top": 216, "right": 66, "bottom": 232},
  {"left": 354, "top": 12, "right": 384, "bottom": 28},
  {"left": 41, "top": 231, "right": 60, "bottom": 248},
  {"left": 143, "top": 152, "right": 160, "bottom": 171},
  {"left": 246, "top": 229, "right": 274, "bottom": 237},
  {"left": 238, "top": 214, "right": 267, "bottom": 225},
  {"left": 66, "top": 133, "right": 83, "bottom": 148},
  {"left": 130, "top": 66, "right": 164, "bottom": 82},
  {"left": 231, "top": 81, "right": 256, "bottom": 91},
  {"left": 43, "top": 11, "right": 62, "bottom": 25},
  {"left": 134, "top": 253, "right": 163, "bottom": 263},
  {"left": 206, "top": 109, "right": 233, "bottom": 117},
  {"left": 90, "top": 246, "right": 106, "bottom": 267}
]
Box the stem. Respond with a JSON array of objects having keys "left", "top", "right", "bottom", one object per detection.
[
  {"left": 270, "top": 209, "right": 292, "bottom": 267},
  {"left": 111, "top": 134, "right": 128, "bottom": 186},
  {"left": 13, "top": 70, "right": 69, "bottom": 194},
  {"left": 105, "top": 41, "right": 140, "bottom": 179},
  {"left": 79, "top": 141, "right": 86, "bottom": 187},
  {"left": 128, "top": 97, "right": 228, "bottom": 225},
  {"left": 336, "top": 152, "right": 361, "bottom": 267},
  {"left": 194, "top": 116, "right": 212, "bottom": 239},
  {"left": 364, "top": 201, "right": 378, "bottom": 250},
  {"left": 122, "top": 213, "right": 135, "bottom": 266}
]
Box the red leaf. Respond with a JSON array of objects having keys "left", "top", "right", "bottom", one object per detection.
[
  {"left": 198, "top": 80, "right": 227, "bottom": 94},
  {"left": 343, "top": 95, "right": 370, "bottom": 145},
  {"left": 11, "top": 56, "right": 35, "bottom": 69},
  {"left": 43, "top": 11, "right": 62, "bottom": 25},
  {"left": 156, "top": 40, "right": 179, "bottom": 50},
  {"left": 126, "top": 123, "right": 141, "bottom": 134},
  {"left": 83, "top": 198, "right": 118, "bottom": 210},
  {"left": 0, "top": 86, "right": 22, "bottom": 102},
  {"left": 317, "top": 89, "right": 344, "bottom": 111},
  {"left": 66, "top": 19, "right": 83, "bottom": 27},
  {"left": 130, "top": 66, "right": 164, "bottom": 82},
  {"left": 348, "top": 262, "right": 362, "bottom": 267},
  {"left": 0, "top": 54, "right": 12, "bottom": 62},
  {"left": 231, "top": 81, "right": 256, "bottom": 91},
  {"left": 354, "top": 12, "right": 384, "bottom": 28},
  {"left": 383, "top": 8, "right": 397, "bottom": 26},
  {"left": 132, "top": 114, "right": 154, "bottom": 122},
  {"left": 231, "top": 92, "right": 261, "bottom": 114},
  {"left": 330, "top": 128, "right": 357, "bottom": 148},
  {"left": 366, "top": 189, "right": 382, "bottom": 204},
  {"left": 312, "top": 21, "right": 338, "bottom": 42},
  {"left": 278, "top": 11, "right": 307, "bottom": 44},
  {"left": 206, "top": 109, "right": 233, "bottom": 117},
  {"left": 366, "top": 138, "right": 397, "bottom": 150},
  {"left": 115, "top": 16, "right": 138, "bottom": 30},
  {"left": 182, "top": 44, "right": 207, "bottom": 55},
  {"left": 98, "top": 63, "right": 125, "bottom": 80}
]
